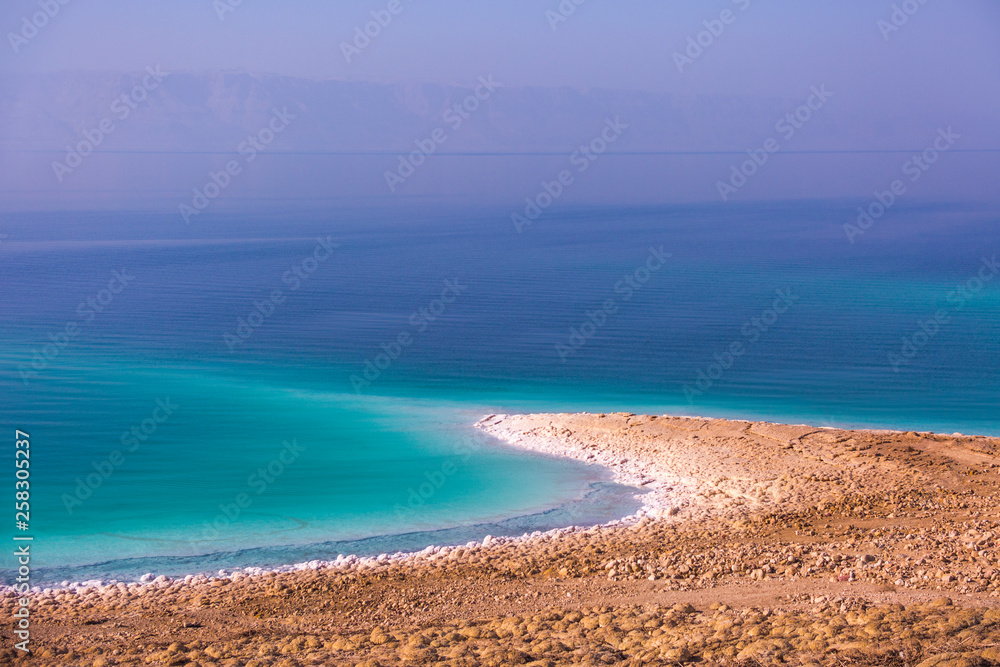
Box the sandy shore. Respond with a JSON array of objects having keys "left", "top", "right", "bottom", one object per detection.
[
  {"left": 4, "top": 413, "right": 1000, "bottom": 666},
  {"left": 475, "top": 412, "right": 998, "bottom": 522}
]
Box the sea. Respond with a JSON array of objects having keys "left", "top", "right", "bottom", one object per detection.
[{"left": 1, "top": 201, "right": 997, "bottom": 585}]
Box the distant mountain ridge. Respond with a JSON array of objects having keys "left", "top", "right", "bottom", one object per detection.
[
  {"left": 0, "top": 69, "right": 946, "bottom": 154},
  {"left": 1, "top": 70, "right": 995, "bottom": 210}
]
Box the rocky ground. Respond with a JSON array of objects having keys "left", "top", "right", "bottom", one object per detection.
[{"left": 3, "top": 413, "right": 1000, "bottom": 666}]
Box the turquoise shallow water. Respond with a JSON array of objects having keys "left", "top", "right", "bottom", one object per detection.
[
  {"left": 1, "top": 202, "right": 997, "bottom": 584},
  {"left": 2, "top": 355, "right": 646, "bottom": 582}
]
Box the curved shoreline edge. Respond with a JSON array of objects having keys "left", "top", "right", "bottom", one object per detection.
[
  {"left": 6, "top": 411, "right": 1000, "bottom": 666},
  {"left": 9, "top": 411, "right": 999, "bottom": 596},
  {"left": 475, "top": 411, "right": 999, "bottom": 523},
  {"left": 4, "top": 414, "right": 647, "bottom": 594}
]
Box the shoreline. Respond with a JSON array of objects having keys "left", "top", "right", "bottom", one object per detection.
[
  {"left": 11, "top": 412, "right": 997, "bottom": 594},
  {"left": 6, "top": 511, "right": 646, "bottom": 596},
  {"left": 474, "top": 411, "right": 972, "bottom": 523},
  {"left": 7, "top": 412, "right": 1000, "bottom": 666},
  {"left": 7, "top": 412, "right": 989, "bottom": 597},
  {"left": 8, "top": 460, "right": 645, "bottom": 594}
]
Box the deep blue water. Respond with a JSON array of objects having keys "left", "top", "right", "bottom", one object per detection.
[{"left": 1, "top": 201, "right": 997, "bottom": 584}]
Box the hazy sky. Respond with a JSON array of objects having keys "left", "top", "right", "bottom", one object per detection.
[
  {"left": 3, "top": 1, "right": 999, "bottom": 99},
  {"left": 2, "top": 1, "right": 998, "bottom": 210},
  {"left": 5, "top": 1, "right": 999, "bottom": 139}
]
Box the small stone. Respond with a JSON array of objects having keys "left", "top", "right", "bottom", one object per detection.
[
  {"left": 915, "top": 652, "right": 980, "bottom": 667},
  {"left": 981, "top": 648, "right": 1000, "bottom": 662},
  {"left": 661, "top": 647, "right": 691, "bottom": 661}
]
